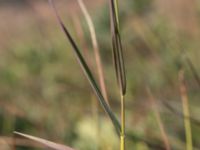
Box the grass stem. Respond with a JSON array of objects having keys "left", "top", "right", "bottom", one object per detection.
[
  {"left": 114, "top": 0, "right": 120, "bottom": 30},
  {"left": 179, "top": 69, "right": 193, "bottom": 150},
  {"left": 110, "top": 0, "right": 126, "bottom": 149},
  {"left": 147, "top": 87, "right": 171, "bottom": 150},
  {"left": 120, "top": 94, "right": 125, "bottom": 150}
]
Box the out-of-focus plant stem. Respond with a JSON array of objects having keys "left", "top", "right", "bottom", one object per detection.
[
  {"left": 77, "top": 0, "right": 109, "bottom": 106},
  {"left": 179, "top": 69, "right": 193, "bottom": 150},
  {"left": 146, "top": 87, "right": 171, "bottom": 150}
]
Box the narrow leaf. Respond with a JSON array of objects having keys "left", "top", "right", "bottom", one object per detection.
[
  {"left": 49, "top": 0, "right": 121, "bottom": 135},
  {"left": 109, "top": 0, "right": 126, "bottom": 95},
  {"left": 14, "top": 132, "right": 74, "bottom": 150}
]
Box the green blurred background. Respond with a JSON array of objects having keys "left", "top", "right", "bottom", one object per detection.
[{"left": 0, "top": 0, "right": 200, "bottom": 149}]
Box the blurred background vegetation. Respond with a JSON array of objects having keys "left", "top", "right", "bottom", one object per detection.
[{"left": 0, "top": 0, "right": 200, "bottom": 149}]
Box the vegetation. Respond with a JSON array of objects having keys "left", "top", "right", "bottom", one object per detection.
[{"left": 0, "top": 0, "right": 200, "bottom": 150}]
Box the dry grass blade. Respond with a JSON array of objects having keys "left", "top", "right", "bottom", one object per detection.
[
  {"left": 109, "top": 0, "right": 126, "bottom": 95},
  {"left": 146, "top": 87, "right": 171, "bottom": 150},
  {"left": 0, "top": 136, "right": 47, "bottom": 148},
  {"left": 14, "top": 132, "right": 75, "bottom": 150},
  {"left": 77, "top": 0, "right": 109, "bottom": 106},
  {"left": 49, "top": 0, "right": 121, "bottom": 135}
]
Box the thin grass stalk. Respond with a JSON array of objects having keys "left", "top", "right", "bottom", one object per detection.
[
  {"left": 109, "top": 0, "right": 126, "bottom": 149},
  {"left": 113, "top": 0, "right": 120, "bottom": 30},
  {"left": 178, "top": 69, "right": 193, "bottom": 150},
  {"left": 109, "top": 0, "right": 126, "bottom": 95},
  {"left": 120, "top": 95, "right": 125, "bottom": 150},
  {"left": 77, "top": 0, "right": 109, "bottom": 106},
  {"left": 49, "top": 0, "right": 121, "bottom": 135},
  {"left": 146, "top": 87, "right": 171, "bottom": 150}
]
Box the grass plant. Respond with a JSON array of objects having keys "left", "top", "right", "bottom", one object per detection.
[
  {"left": 109, "top": 0, "right": 126, "bottom": 149},
  {"left": 11, "top": 0, "right": 200, "bottom": 150},
  {"left": 14, "top": 0, "right": 126, "bottom": 149}
]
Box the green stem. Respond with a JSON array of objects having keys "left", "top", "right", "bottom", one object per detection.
[
  {"left": 114, "top": 0, "right": 120, "bottom": 30},
  {"left": 114, "top": 0, "right": 126, "bottom": 149},
  {"left": 120, "top": 95, "right": 125, "bottom": 150},
  {"left": 182, "top": 94, "right": 193, "bottom": 150},
  {"left": 179, "top": 70, "right": 193, "bottom": 150}
]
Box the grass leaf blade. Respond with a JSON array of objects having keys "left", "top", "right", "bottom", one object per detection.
[
  {"left": 14, "top": 132, "right": 75, "bottom": 150},
  {"left": 49, "top": 0, "right": 121, "bottom": 135}
]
